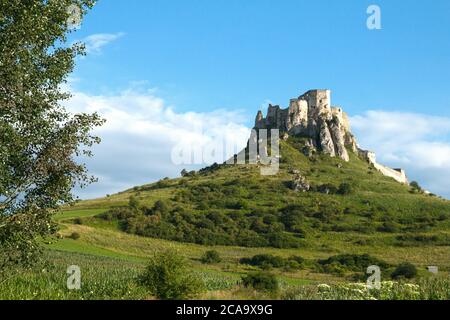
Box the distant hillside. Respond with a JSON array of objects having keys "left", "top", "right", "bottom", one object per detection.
[
  {"left": 73, "top": 136, "right": 450, "bottom": 250},
  {"left": 55, "top": 91, "right": 450, "bottom": 294}
]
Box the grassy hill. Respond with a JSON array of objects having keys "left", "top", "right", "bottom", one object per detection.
[
  {"left": 68, "top": 136, "right": 450, "bottom": 250},
  {"left": 2, "top": 137, "right": 450, "bottom": 299}
]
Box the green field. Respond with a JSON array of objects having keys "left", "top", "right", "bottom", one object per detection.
[{"left": 2, "top": 138, "right": 450, "bottom": 300}]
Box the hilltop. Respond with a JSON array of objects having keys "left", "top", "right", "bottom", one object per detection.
[
  {"left": 68, "top": 90, "right": 450, "bottom": 254},
  {"left": 4, "top": 90, "right": 450, "bottom": 300}
]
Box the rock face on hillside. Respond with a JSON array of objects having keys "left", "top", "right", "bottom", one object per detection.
[
  {"left": 255, "top": 90, "right": 357, "bottom": 162},
  {"left": 254, "top": 89, "right": 409, "bottom": 184}
]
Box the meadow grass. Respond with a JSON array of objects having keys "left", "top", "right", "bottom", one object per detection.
[
  {"left": 0, "top": 250, "right": 148, "bottom": 300},
  {"left": 2, "top": 138, "right": 449, "bottom": 300}
]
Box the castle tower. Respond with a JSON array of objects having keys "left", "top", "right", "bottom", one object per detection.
[{"left": 250, "top": 89, "right": 409, "bottom": 183}]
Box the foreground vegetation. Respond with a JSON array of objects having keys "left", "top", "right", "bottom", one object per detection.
[
  {"left": 73, "top": 138, "right": 450, "bottom": 254},
  {"left": 1, "top": 249, "right": 449, "bottom": 300},
  {"left": 1, "top": 137, "right": 449, "bottom": 300}
]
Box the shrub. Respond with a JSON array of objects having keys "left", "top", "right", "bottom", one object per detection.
[
  {"left": 280, "top": 206, "right": 305, "bottom": 232},
  {"left": 267, "top": 232, "right": 303, "bottom": 248},
  {"left": 322, "top": 261, "right": 347, "bottom": 275},
  {"left": 180, "top": 169, "right": 197, "bottom": 177},
  {"left": 391, "top": 262, "right": 417, "bottom": 279},
  {"left": 337, "top": 183, "right": 353, "bottom": 195},
  {"left": 241, "top": 272, "right": 278, "bottom": 293},
  {"left": 153, "top": 200, "right": 170, "bottom": 214},
  {"left": 316, "top": 183, "right": 338, "bottom": 194},
  {"left": 240, "top": 254, "right": 286, "bottom": 269},
  {"left": 201, "top": 250, "right": 221, "bottom": 264},
  {"left": 69, "top": 232, "right": 80, "bottom": 240},
  {"left": 410, "top": 181, "right": 422, "bottom": 192},
  {"left": 288, "top": 255, "right": 305, "bottom": 265},
  {"left": 395, "top": 234, "right": 441, "bottom": 246},
  {"left": 225, "top": 199, "right": 249, "bottom": 210},
  {"left": 318, "top": 254, "right": 389, "bottom": 273},
  {"left": 138, "top": 249, "right": 204, "bottom": 300},
  {"left": 240, "top": 254, "right": 304, "bottom": 270},
  {"left": 98, "top": 207, "right": 135, "bottom": 221},
  {"left": 129, "top": 196, "right": 140, "bottom": 210},
  {"left": 377, "top": 222, "right": 399, "bottom": 233}
]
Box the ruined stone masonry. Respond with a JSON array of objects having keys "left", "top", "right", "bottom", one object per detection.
[
  {"left": 254, "top": 89, "right": 409, "bottom": 184},
  {"left": 358, "top": 149, "right": 408, "bottom": 184}
]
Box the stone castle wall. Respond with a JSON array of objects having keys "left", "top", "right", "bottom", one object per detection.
[
  {"left": 255, "top": 89, "right": 356, "bottom": 162},
  {"left": 254, "top": 89, "right": 409, "bottom": 184},
  {"left": 358, "top": 150, "right": 409, "bottom": 184}
]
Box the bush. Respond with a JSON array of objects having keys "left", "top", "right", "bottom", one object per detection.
[
  {"left": 395, "top": 234, "right": 441, "bottom": 246},
  {"left": 322, "top": 261, "right": 347, "bottom": 275},
  {"left": 240, "top": 254, "right": 304, "bottom": 270},
  {"left": 241, "top": 272, "right": 278, "bottom": 293},
  {"left": 377, "top": 222, "right": 399, "bottom": 233},
  {"left": 138, "top": 249, "right": 204, "bottom": 300},
  {"left": 69, "top": 232, "right": 80, "bottom": 240},
  {"left": 129, "top": 196, "right": 140, "bottom": 210},
  {"left": 391, "top": 263, "right": 417, "bottom": 279},
  {"left": 410, "top": 181, "right": 422, "bottom": 192},
  {"left": 180, "top": 170, "right": 197, "bottom": 177},
  {"left": 200, "top": 250, "right": 221, "bottom": 264},
  {"left": 288, "top": 255, "right": 305, "bottom": 265},
  {"left": 318, "top": 254, "right": 389, "bottom": 273},
  {"left": 240, "top": 254, "right": 285, "bottom": 269},
  {"left": 337, "top": 183, "right": 353, "bottom": 195},
  {"left": 153, "top": 200, "right": 170, "bottom": 214},
  {"left": 98, "top": 207, "right": 135, "bottom": 221},
  {"left": 322, "top": 184, "right": 339, "bottom": 194}
]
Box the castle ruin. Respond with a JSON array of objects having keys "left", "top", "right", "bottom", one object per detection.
[{"left": 254, "top": 89, "right": 409, "bottom": 184}]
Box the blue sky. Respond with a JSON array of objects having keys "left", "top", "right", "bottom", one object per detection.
[
  {"left": 71, "top": 0, "right": 450, "bottom": 118},
  {"left": 66, "top": 0, "right": 450, "bottom": 199}
]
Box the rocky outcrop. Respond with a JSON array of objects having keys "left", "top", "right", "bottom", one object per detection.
[
  {"left": 301, "top": 139, "right": 316, "bottom": 157},
  {"left": 329, "top": 118, "right": 349, "bottom": 161},
  {"left": 289, "top": 174, "right": 310, "bottom": 192},
  {"left": 254, "top": 90, "right": 357, "bottom": 162},
  {"left": 253, "top": 89, "right": 409, "bottom": 184},
  {"left": 319, "top": 118, "right": 336, "bottom": 157}
]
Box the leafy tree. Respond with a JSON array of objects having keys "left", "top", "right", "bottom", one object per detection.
[
  {"left": 0, "top": 0, "right": 103, "bottom": 271},
  {"left": 138, "top": 249, "right": 204, "bottom": 300}
]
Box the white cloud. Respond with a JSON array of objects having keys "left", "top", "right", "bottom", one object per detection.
[
  {"left": 79, "top": 32, "right": 125, "bottom": 55},
  {"left": 64, "top": 87, "right": 250, "bottom": 199},
  {"left": 64, "top": 89, "right": 450, "bottom": 200},
  {"left": 350, "top": 111, "right": 450, "bottom": 198}
]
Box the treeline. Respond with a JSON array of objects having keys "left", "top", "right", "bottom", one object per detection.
[
  {"left": 98, "top": 198, "right": 308, "bottom": 248},
  {"left": 97, "top": 184, "right": 450, "bottom": 248},
  {"left": 239, "top": 253, "right": 418, "bottom": 279}
]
